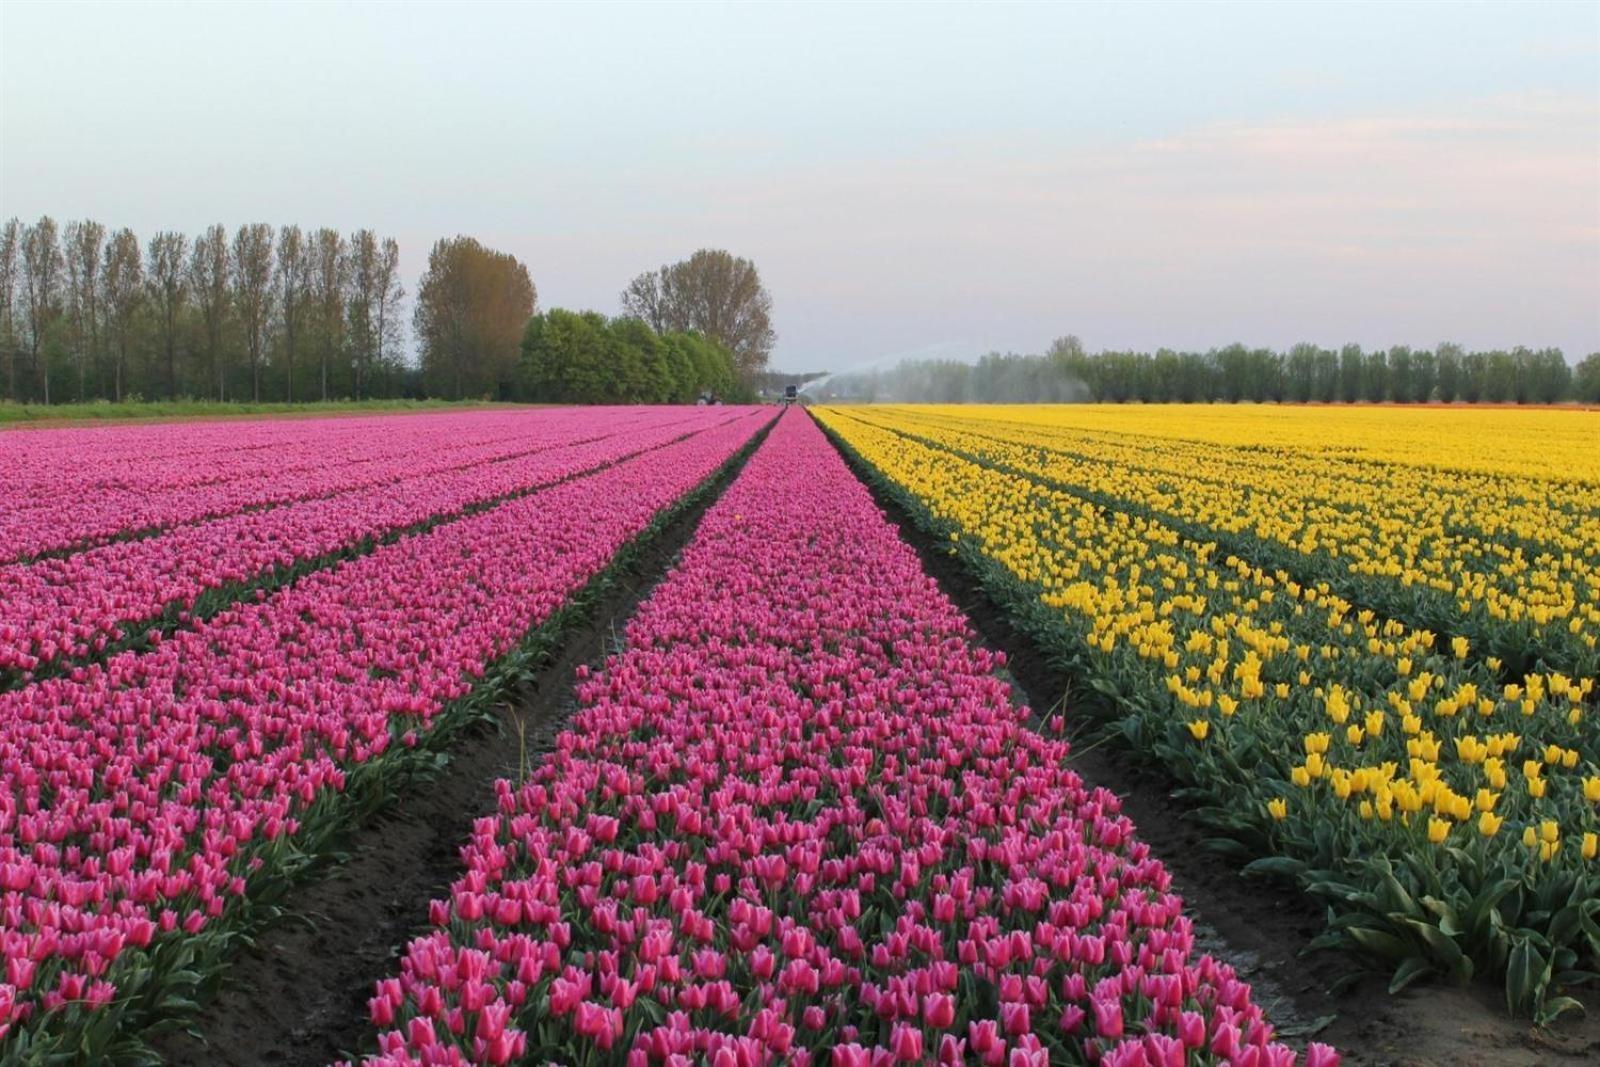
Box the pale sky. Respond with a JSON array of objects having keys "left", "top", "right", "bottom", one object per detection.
[{"left": 2, "top": 0, "right": 1597, "bottom": 371}]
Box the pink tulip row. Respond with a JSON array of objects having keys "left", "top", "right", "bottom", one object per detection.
[
  {"left": 0, "top": 407, "right": 771, "bottom": 1052},
  {"left": 0, "top": 407, "right": 679, "bottom": 562},
  {"left": 0, "top": 407, "right": 744, "bottom": 679},
  {"left": 352, "top": 410, "right": 1335, "bottom": 1067},
  {"left": 1, "top": 407, "right": 555, "bottom": 501}
]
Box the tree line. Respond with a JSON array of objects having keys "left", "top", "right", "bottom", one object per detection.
[
  {"left": 822, "top": 339, "right": 1600, "bottom": 405},
  {"left": 417, "top": 245, "right": 774, "bottom": 403},
  {"left": 0, "top": 216, "right": 407, "bottom": 404}
]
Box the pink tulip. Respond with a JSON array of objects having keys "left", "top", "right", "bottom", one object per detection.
[{"left": 331, "top": 411, "right": 1323, "bottom": 1066}]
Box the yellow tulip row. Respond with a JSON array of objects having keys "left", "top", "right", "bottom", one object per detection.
[
  {"left": 835, "top": 405, "right": 1600, "bottom": 671},
  {"left": 909, "top": 402, "right": 1600, "bottom": 482},
  {"left": 814, "top": 405, "right": 1599, "bottom": 867}
]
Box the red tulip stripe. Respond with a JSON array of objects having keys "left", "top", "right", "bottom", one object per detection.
[{"left": 352, "top": 409, "right": 1337, "bottom": 1067}]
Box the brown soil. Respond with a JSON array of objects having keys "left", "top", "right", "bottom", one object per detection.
[
  {"left": 824, "top": 421, "right": 1600, "bottom": 1067},
  {"left": 148, "top": 440, "right": 745, "bottom": 1067}
]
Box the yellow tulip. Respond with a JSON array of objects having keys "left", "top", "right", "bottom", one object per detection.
[
  {"left": 1267, "top": 798, "right": 1288, "bottom": 821},
  {"left": 1187, "top": 720, "right": 1210, "bottom": 740},
  {"left": 1427, "top": 817, "right": 1451, "bottom": 844},
  {"left": 1478, "top": 811, "right": 1503, "bottom": 837}
]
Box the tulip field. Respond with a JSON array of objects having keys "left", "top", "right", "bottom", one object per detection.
[
  {"left": 0, "top": 406, "right": 772, "bottom": 1061},
  {"left": 0, "top": 408, "right": 728, "bottom": 683},
  {"left": 3, "top": 400, "right": 1591, "bottom": 1064},
  {"left": 348, "top": 410, "right": 1332, "bottom": 1066},
  {"left": 815, "top": 403, "right": 1600, "bottom": 1025}
]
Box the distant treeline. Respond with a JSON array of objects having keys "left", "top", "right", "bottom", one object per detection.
[
  {"left": 515, "top": 310, "right": 749, "bottom": 404},
  {"left": 1, "top": 218, "right": 780, "bottom": 407},
  {"left": 0, "top": 216, "right": 410, "bottom": 404},
  {"left": 822, "top": 339, "right": 1600, "bottom": 405}
]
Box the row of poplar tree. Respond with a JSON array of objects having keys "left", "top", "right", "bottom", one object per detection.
[
  {"left": 827, "top": 339, "right": 1600, "bottom": 405},
  {"left": 0, "top": 216, "right": 405, "bottom": 404}
]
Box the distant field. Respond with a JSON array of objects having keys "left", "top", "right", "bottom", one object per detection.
[{"left": 0, "top": 397, "right": 523, "bottom": 427}]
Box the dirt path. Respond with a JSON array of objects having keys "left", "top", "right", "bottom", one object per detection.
[{"left": 821, "top": 417, "right": 1600, "bottom": 1067}]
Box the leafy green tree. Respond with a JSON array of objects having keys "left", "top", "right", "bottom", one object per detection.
[
  {"left": 415, "top": 236, "right": 535, "bottom": 399},
  {"left": 1515, "top": 347, "right": 1570, "bottom": 404},
  {"left": 1362, "top": 349, "right": 1388, "bottom": 403},
  {"left": 1482, "top": 350, "right": 1516, "bottom": 402},
  {"left": 609, "top": 316, "right": 669, "bottom": 401},
  {"left": 1286, "top": 343, "right": 1318, "bottom": 402},
  {"left": 519, "top": 308, "right": 609, "bottom": 402},
  {"left": 1338, "top": 344, "right": 1362, "bottom": 403},
  {"left": 1574, "top": 353, "right": 1600, "bottom": 404},
  {"left": 1410, "top": 349, "right": 1436, "bottom": 403},
  {"left": 620, "top": 249, "right": 774, "bottom": 379},
  {"left": 1460, "top": 351, "right": 1487, "bottom": 402},
  {"left": 1387, "top": 346, "right": 1412, "bottom": 403},
  {"left": 1435, "top": 343, "right": 1462, "bottom": 402}
]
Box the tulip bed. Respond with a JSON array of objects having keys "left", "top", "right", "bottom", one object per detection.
[
  {"left": 814, "top": 405, "right": 1599, "bottom": 1022},
  {"left": 0, "top": 407, "right": 733, "bottom": 685},
  {"left": 350, "top": 410, "right": 1334, "bottom": 1067},
  {"left": 0, "top": 407, "right": 628, "bottom": 562},
  {"left": 827, "top": 405, "right": 1600, "bottom": 679},
  {"left": 0, "top": 407, "right": 772, "bottom": 1061}
]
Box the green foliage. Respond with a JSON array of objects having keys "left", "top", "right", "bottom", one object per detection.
[
  {"left": 1574, "top": 353, "right": 1600, "bottom": 404},
  {"left": 822, "top": 340, "right": 1588, "bottom": 405},
  {"left": 517, "top": 309, "right": 741, "bottom": 404}
]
